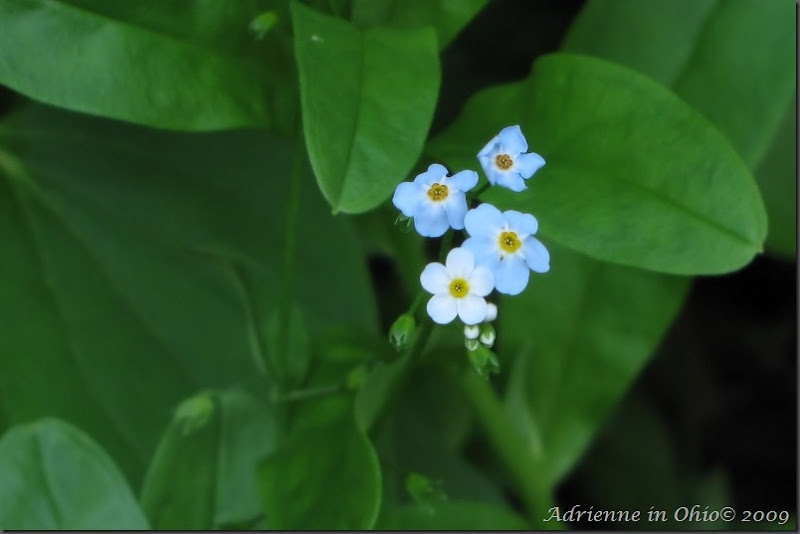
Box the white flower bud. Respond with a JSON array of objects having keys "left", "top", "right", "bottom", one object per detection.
[
  {"left": 479, "top": 324, "right": 496, "bottom": 348},
  {"left": 484, "top": 302, "right": 498, "bottom": 322},
  {"left": 463, "top": 324, "right": 480, "bottom": 340}
]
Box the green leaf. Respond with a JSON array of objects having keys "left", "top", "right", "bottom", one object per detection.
[
  {"left": 502, "top": 243, "right": 689, "bottom": 485},
  {"left": 140, "top": 392, "right": 221, "bottom": 530},
  {"left": 755, "top": 101, "right": 796, "bottom": 257},
  {"left": 140, "top": 388, "right": 281, "bottom": 529},
  {"left": 259, "top": 400, "right": 382, "bottom": 529},
  {"left": 563, "top": 0, "right": 796, "bottom": 257},
  {"left": 0, "top": 418, "right": 148, "bottom": 529},
  {"left": 0, "top": 103, "right": 377, "bottom": 482},
  {"left": 351, "top": 0, "right": 487, "bottom": 49},
  {"left": 564, "top": 0, "right": 796, "bottom": 168},
  {"left": 428, "top": 53, "right": 767, "bottom": 275},
  {"left": 292, "top": 1, "right": 440, "bottom": 213},
  {"left": 0, "top": 0, "right": 293, "bottom": 130}
]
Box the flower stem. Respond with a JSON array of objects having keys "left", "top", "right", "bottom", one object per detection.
[
  {"left": 275, "top": 130, "right": 305, "bottom": 382},
  {"left": 468, "top": 181, "right": 491, "bottom": 205},
  {"left": 458, "top": 370, "right": 559, "bottom": 529},
  {"left": 274, "top": 383, "right": 345, "bottom": 404}
]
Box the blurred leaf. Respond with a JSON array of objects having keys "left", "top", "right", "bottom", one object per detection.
[
  {"left": 351, "top": 0, "right": 487, "bottom": 49},
  {"left": 503, "top": 243, "right": 689, "bottom": 485},
  {"left": 377, "top": 500, "right": 530, "bottom": 530},
  {"left": 565, "top": 0, "right": 795, "bottom": 168},
  {"left": 259, "top": 398, "right": 381, "bottom": 529},
  {"left": 140, "top": 392, "right": 221, "bottom": 530},
  {"left": 0, "top": 418, "right": 148, "bottom": 529},
  {"left": 755, "top": 101, "right": 796, "bottom": 257},
  {"left": 564, "top": 0, "right": 796, "bottom": 257},
  {"left": 428, "top": 53, "right": 767, "bottom": 275},
  {"left": 292, "top": 1, "right": 440, "bottom": 213},
  {"left": 0, "top": 0, "right": 297, "bottom": 130},
  {"left": 140, "top": 388, "right": 280, "bottom": 529},
  {"left": 0, "top": 103, "right": 377, "bottom": 482}
]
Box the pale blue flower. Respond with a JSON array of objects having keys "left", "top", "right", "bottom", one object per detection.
[
  {"left": 393, "top": 164, "right": 478, "bottom": 237},
  {"left": 462, "top": 203, "right": 549, "bottom": 296},
  {"left": 477, "top": 125, "right": 545, "bottom": 192},
  {"left": 420, "top": 247, "right": 494, "bottom": 325}
]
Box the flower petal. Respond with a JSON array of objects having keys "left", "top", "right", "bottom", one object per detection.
[
  {"left": 494, "top": 256, "right": 530, "bottom": 295},
  {"left": 444, "top": 192, "right": 468, "bottom": 230},
  {"left": 415, "top": 163, "right": 449, "bottom": 186},
  {"left": 504, "top": 210, "right": 538, "bottom": 237},
  {"left": 493, "top": 171, "right": 527, "bottom": 192},
  {"left": 447, "top": 169, "right": 478, "bottom": 192},
  {"left": 445, "top": 247, "right": 475, "bottom": 279},
  {"left": 457, "top": 294, "right": 487, "bottom": 325},
  {"left": 521, "top": 236, "right": 550, "bottom": 273},
  {"left": 477, "top": 135, "right": 500, "bottom": 159},
  {"left": 462, "top": 236, "right": 501, "bottom": 271},
  {"left": 464, "top": 203, "right": 504, "bottom": 237},
  {"left": 468, "top": 265, "right": 494, "bottom": 296},
  {"left": 514, "top": 151, "right": 545, "bottom": 179},
  {"left": 392, "top": 181, "right": 424, "bottom": 217},
  {"left": 413, "top": 202, "right": 449, "bottom": 237},
  {"left": 427, "top": 294, "right": 458, "bottom": 324},
  {"left": 420, "top": 262, "right": 450, "bottom": 294},
  {"left": 497, "top": 125, "right": 528, "bottom": 155}
]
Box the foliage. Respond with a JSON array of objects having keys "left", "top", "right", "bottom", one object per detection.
[{"left": 0, "top": 0, "right": 794, "bottom": 530}]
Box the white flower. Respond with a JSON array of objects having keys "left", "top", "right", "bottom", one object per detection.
[{"left": 420, "top": 248, "right": 494, "bottom": 325}]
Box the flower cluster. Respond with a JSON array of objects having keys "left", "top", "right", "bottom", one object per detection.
[{"left": 390, "top": 126, "right": 549, "bottom": 371}]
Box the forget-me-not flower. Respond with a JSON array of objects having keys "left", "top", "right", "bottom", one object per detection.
[
  {"left": 420, "top": 247, "right": 494, "bottom": 325},
  {"left": 393, "top": 164, "right": 478, "bottom": 237},
  {"left": 477, "top": 125, "right": 545, "bottom": 192},
  {"left": 462, "top": 203, "right": 549, "bottom": 295}
]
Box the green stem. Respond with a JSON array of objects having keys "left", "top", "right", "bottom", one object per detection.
[
  {"left": 459, "top": 370, "right": 559, "bottom": 529},
  {"left": 467, "top": 181, "right": 491, "bottom": 206},
  {"left": 275, "top": 130, "right": 305, "bottom": 381},
  {"left": 275, "top": 383, "right": 345, "bottom": 404}
]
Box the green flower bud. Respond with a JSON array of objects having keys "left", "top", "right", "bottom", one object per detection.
[
  {"left": 389, "top": 313, "right": 416, "bottom": 352},
  {"left": 467, "top": 346, "right": 500, "bottom": 379},
  {"left": 465, "top": 337, "right": 480, "bottom": 351},
  {"left": 479, "top": 323, "right": 496, "bottom": 348}
]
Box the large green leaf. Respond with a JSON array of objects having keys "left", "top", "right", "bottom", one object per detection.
[
  {"left": 563, "top": 0, "right": 796, "bottom": 257},
  {"left": 428, "top": 53, "right": 767, "bottom": 275},
  {"left": 292, "top": 1, "right": 440, "bottom": 213},
  {"left": 0, "top": 0, "right": 292, "bottom": 130},
  {"left": 564, "top": 0, "right": 796, "bottom": 168},
  {"left": 259, "top": 398, "right": 382, "bottom": 529},
  {"left": 0, "top": 104, "right": 377, "bottom": 482},
  {"left": 351, "top": 0, "right": 487, "bottom": 49},
  {"left": 502, "top": 243, "right": 689, "bottom": 485},
  {"left": 140, "top": 388, "right": 281, "bottom": 529},
  {"left": 0, "top": 418, "right": 148, "bottom": 529}
]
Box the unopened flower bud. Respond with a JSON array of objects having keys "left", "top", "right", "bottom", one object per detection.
[
  {"left": 467, "top": 346, "right": 500, "bottom": 378},
  {"left": 479, "top": 323, "right": 496, "bottom": 348},
  {"left": 389, "top": 313, "right": 416, "bottom": 352},
  {"left": 484, "top": 302, "right": 498, "bottom": 322},
  {"left": 464, "top": 324, "right": 480, "bottom": 340},
  {"left": 465, "top": 337, "right": 480, "bottom": 351}
]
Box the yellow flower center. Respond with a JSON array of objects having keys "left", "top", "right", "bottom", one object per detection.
[
  {"left": 499, "top": 231, "right": 521, "bottom": 253},
  {"left": 495, "top": 154, "right": 513, "bottom": 170},
  {"left": 449, "top": 278, "right": 470, "bottom": 298},
  {"left": 427, "top": 183, "right": 449, "bottom": 202}
]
